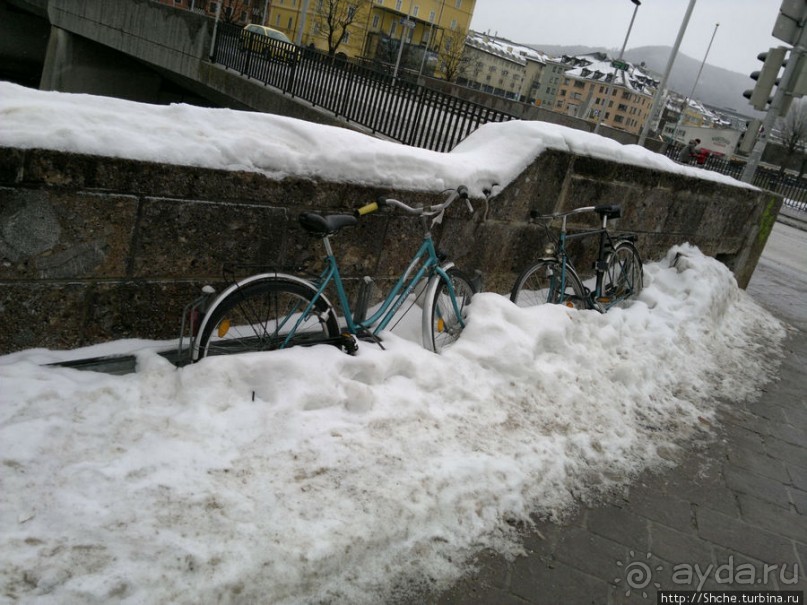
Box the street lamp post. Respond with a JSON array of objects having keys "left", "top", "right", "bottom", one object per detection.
[
  {"left": 638, "top": 0, "right": 698, "bottom": 146},
  {"left": 394, "top": 5, "right": 416, "bottom": 80},
  {"left": 671, "top": 22, "right": 719, "bottom": 145},
  {"left": 593, "top": 0, "right": 641, "bottom": 134},
  {"left": 209, "top": 0, "right": 222, "bottom": 61}
]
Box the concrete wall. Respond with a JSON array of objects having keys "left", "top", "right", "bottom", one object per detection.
[
  {"left": 36, "top": 0, "right": 359, "bottom": 128},
  {"left": 0, "top": 146, "right": 780, "bottom": 355}
]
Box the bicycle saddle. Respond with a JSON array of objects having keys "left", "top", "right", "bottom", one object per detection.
[
  {"left": 595, "top": 205, "right": 621, "bottom": 219},
  {"left": 298, "top": 212, "right": 358, "bottom": 235}
]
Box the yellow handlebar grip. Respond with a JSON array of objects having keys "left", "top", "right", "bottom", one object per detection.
[{"left": 356, "top": 202, "right": 379, "bottom": 216}]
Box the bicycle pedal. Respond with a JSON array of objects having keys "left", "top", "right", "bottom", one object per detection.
[
  {"left": 340, "top": 333, "right": 359, "bottom": 355},
  {"left": 596, "top": 296, "right": 611, "bottom": 304}
]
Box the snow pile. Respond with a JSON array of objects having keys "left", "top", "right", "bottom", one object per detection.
[
  {"left": 0, "top": 246, "right": 785, "bottom": 604},
  {"left": 0, "top": 82, "right": 750, "bottom": 199}
]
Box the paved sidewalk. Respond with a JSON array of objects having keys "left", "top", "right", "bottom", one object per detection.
[{"left": 403, "top": 222, "right": 807, "bottom": 605}]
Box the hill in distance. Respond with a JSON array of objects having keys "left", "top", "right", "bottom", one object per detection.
[{"left": 528, "top": 44, "right": 761, "bottom": 119}]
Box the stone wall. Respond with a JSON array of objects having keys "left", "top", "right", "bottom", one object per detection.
[{"left": 0, "top": 146, "right": 780, "bottom": 354}]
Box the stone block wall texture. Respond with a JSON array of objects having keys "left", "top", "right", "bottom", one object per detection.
[{"left": 0, "top": 146, "right": 780, "bottom": 355}]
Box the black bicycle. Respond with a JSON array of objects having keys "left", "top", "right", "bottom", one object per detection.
[{"left": 510, "top": 205, "right": 643, "bottom": 311}]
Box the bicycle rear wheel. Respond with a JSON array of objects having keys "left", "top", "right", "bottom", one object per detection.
[
  {"left": 195, "top": 278, "right": 339, "bottom": 360},
  {"left": 603, "top": 241, "right": 643, "bottom": 305},
  {"left": 423, "top": 268, "right": 476, "bottom": 353},
  {"left": 510, "top": 260, "right": 587, "bottom": 309}
]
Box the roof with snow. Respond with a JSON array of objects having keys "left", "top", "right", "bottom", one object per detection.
[
  {"left": 559, "top": 52, "right": 659, "bottom": 96},
  {"left": 465, "top": 31, "right": 556, "bottom": 66}
]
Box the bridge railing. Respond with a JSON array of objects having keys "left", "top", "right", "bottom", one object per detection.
[
  {"left": 664, "top": 144, "right": 807, "bottom": 212},
  {"left": 211, "top": 23, "right": 515, "bottom": 152}
]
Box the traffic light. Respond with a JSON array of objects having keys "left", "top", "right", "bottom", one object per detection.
[{"left": 743, "top": 46, "right": 788, "bottom": 110}]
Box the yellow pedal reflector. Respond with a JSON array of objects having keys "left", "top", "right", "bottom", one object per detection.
[
  {"left": 437, "top": 318, "right": 445, "bottom": 333},
  {"left": 217, "top": 319, "right": 231, "bottom": 338}
]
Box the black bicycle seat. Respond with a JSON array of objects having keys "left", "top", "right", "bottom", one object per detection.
[
  {"left": 594, "top": 205, "right": 621, "bottom": 219},
  {"left": 298, "top": 212, "right": 358, "bottom": 235}
]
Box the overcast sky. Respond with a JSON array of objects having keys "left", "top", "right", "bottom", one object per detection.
[{"left": 469, "top": 0, "right": 785, "bottom": 76}]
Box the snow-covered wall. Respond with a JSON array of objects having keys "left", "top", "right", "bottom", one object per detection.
[{"left": 0, "top": 143, "right": 779, "bottom": 354}]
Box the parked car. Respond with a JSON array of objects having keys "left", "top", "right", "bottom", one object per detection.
[{"left": 240, "top": 24, "right": 298, "bottom": 63}]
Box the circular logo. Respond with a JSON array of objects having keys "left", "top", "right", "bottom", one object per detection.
[{"left": 615, "top": 551, "right": 663, "bottom": 598}]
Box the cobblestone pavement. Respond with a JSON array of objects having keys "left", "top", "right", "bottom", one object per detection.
[{"left": 403, "top": 218, "right": 807, "bottom": 605}]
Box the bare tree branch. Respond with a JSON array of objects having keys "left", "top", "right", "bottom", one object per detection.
[
  {"left": 438, "top": 28, "right": 470, "bottom": 82},
  {"left": 313, "top": 0, "right": 370, "bottom": 55},
  {"left": 775, "top": 98, "right": 807, "bottom": 176}
]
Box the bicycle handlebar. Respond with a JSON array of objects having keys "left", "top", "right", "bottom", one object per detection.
[
  {"left": 529, "top": 206, "right": 596, "bottom": 221},
  {"left": 355, "top": 185, "right": 471, "bottom": 218},
  {"left": 529, "top": 204, "right": 621, "bottom": 221}
]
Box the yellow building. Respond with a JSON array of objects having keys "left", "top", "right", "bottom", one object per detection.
[
  {"left": 266, "top": 0, "right": 476, "bottom": 76},
  {"left": 554, "top": 53, "right": 657, "bottom": 136}
]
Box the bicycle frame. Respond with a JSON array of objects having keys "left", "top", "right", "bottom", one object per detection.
[
  {"left": 283, "top": 231, "right": 462, "bottom": 346},
  {"left": 544, "top": 209, "right": 620, "bottom": 309}
]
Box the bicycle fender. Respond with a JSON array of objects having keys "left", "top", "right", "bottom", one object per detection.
[
  {"left": 192, "top": 272, "right": 335, "bottom": 361},
  {"left": 421, "top": 263, "right": 459, "bottom": 352}
]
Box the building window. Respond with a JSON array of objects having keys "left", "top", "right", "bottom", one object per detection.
[
  {"left": 372, "top": 15, "right": 380, "bottom": 28},
  {"left": 395, "top": 0, "right": 402, "bottom": 9},
  {"left": 412, "top": 5, "right": 418, "bottom": 17},
  {"left": 455, "top": 0, "right": 461, "bottom": 7},
  {"left": 573, "top": 80, "right": 585, "bottom": 89},
  {"left": 450, "top": 18, "right": 457, "bottom": 29},
  {"left": 618, "top": 103, "right": 628, "bottom": 112},
  {"left": 209, "top": 1, "right": 217, "bottom": 12},
  {"left": 375, "top": 0, "right": 383, "bottom": 4},
  {"left": 614, "top": 115, "right": 624, "bottom": 123},
  {"left": 288, "top": 17, "right": 293, "bottom": 28},
  {"left": 429, "top": 10, "right": 435, "bottom": 22}
]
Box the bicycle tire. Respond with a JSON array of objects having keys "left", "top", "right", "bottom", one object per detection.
[
  {"left": 422, "top": 267, "right": 476, "bottom": 353},
  {"left": 195, "top": 277, "right": 339, "bottom": 360},
  {"left": 603, "top": 241, "right": 644, "bottom": 306},
  {"left": 510, "top": 260, "right": 587, "bottom": 309}
]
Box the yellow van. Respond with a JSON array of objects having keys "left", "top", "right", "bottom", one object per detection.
[{"left": 240, "top": 24, "right": 297, "bottom": 63}]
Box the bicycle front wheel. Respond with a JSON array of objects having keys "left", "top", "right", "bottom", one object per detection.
[
  {"left": 423, "top": 268, "right": 476, "bottom": 353},
  {"left": 603, "top": 241, "right": 643, "bottom": 306},
  {"left": 510, "top": 260, "right": 587, "bottom": 309},
  {"left": 196, "top": 278, "right": 339, "bottom": 360}
]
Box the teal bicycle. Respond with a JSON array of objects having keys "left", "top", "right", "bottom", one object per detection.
[{"left": 185, "top": 186, "right": 477, "bottom": 361}]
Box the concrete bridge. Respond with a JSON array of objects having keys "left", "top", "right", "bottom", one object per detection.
[{"left": 1, "top": 0, "right": 348, "bottom": 126}]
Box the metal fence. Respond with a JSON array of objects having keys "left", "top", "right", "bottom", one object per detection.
[
  {"left": 665, "top": 144, "right": 807, "bottom": 213},
  {"left": 211, "top": 24, "right": 515, "bottom": 152},
  {"left": 212, "top": 26, "right": 807, "bottom": 214}
]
